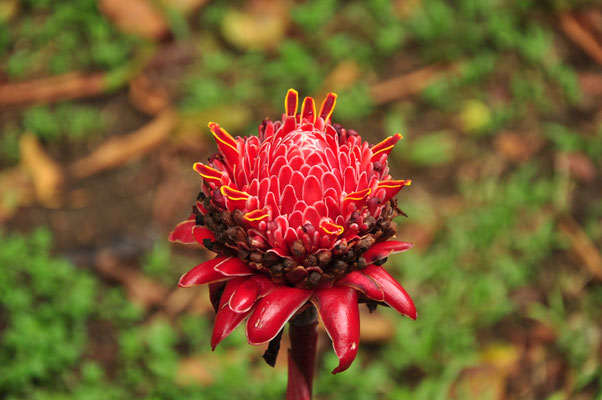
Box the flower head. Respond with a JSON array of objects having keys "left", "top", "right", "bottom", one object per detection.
[{"left": 170, "top": 89, "right": 415, "bottom": 374}]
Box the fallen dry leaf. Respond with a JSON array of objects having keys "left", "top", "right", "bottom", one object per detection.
[
  {"left": 99, "top": 0, "right": 207, "bottom": 39},
  {"left": 579, "top": 72, "right": 602, "bottom": 96},
  {"left": 0, "top": 0, "right": 19, "bottom": 23},
  {"left": 495, "top": 131, "right": 543, "bottom": 164},
  {"left": 95, "top": 249, "right": 169, "bottom": 309},
  {"left": 0, "top": 72, "right": 105, "bottom": 107},
  {"left": 129, "top": 74, "right": 170, "bottom": 115},
  {"left": 176, "top": 357, "right": 214, "bottom": 386},
  {"left": 559, "top": 12, "right": 602, "bottom": 66},
  {"left": 558, "top": 215, "right": 602, "bottom": 282},
  {"left": 451, "top": 343, "right": 520, "bottom": 400},
  {"left": 0, "top": 168, "right": 33, "bottom": 223},
  {"left": 19, "top": 133, "right": 65, "bottom": 208},
  {"left": 70, "top": 109, "right": 176, "bottom": 179},
  {"left": 369, "top": 63, "right": 459, "bottom": 105},
  {"left": 359, "top": 308, "right": 395, "bottom": 343},
  {"left": 560, "top": 152, "right": 597, "bottom": 184},
  {"left": 322, "top": 60, "right": 361, "bottom": 93},
  {"left": 221, "top": 0, "right": 288, "bottom": 50}
]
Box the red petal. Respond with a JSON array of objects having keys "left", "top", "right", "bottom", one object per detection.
[
  {"left": 370, "top": 133, "right": 403, "bottom": 161},
  {"left": 311, "top": 286, "right": 360, "bottom": 374},
  {"left": 363, "top": 265, "right": 416, "bottom": 319},
  {"left": 229, "top": 275, "right": 275, "bottom": 313},
  {"left": 212, "top": 277, "right": 252, "bottom": 349},
  {"left": 178, "top": 257, "right": 233, "bottom": 287},
  {"left": 318, "top": 92, "right": 337, "bottom": 122},
  {"left": 285, "top": 89, "right": 299, "bottom": 117},
  {"left": 335, "top": 271, "right": 385, "bottom": 302},
  {"left": 208, "top": 122, "right": 239, "bottom": 167},
  {"left": 214, "top": 257, "right": 254, "bottom": 276},
  {"left": 168, "top": 220, "right": 196, "bottom": 244},
  {"left": 300, "top": 96, "right": 316, "bottom": 123},
  {"left": 193, "top": 162, "right": 223, "bottom": 185},
  {"left": 193, "top": 226, "right": 215, "bottom": 246},
  {"left": 363, "top": 241, "right": 413, "bottom": 264},
  {"left": 302, "top": 175, "right": 322, "bottom": 205},
  {"left": 246, "top": 287, "right": 312, "bottom": 345},
  {"left": 377, "top": 179, "right": 411, "bottom": 202}
]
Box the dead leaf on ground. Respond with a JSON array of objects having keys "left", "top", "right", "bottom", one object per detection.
[
  {"left": 0, "top": 72, "right": 106, "bottom": 107},
  {"left": 559, "top": 152, "right": 597, "bottom": 184},
  {"left": 129, "top": 74, "right": 170, "bottom": 115},
  {"left": 221, "top": 0, "right": 288, "bottom": 50},
  {"left": 359, "top": 308, "right": 395, "bottom": 342},
  {"left": 176, "top": 357, "right": 214, "bottom": 386},
  {"left": 0, "top": 0, "right": 19, "bottom": 23},
  {"left": 322, "top": 60, "right": 361, "bottom": 94},
  {"left": 19, "top": 133, "right": 65, "bottom": 208},
  {"left": 99, "top": 0, "right": 207, "bottom": 39},
  {"left": 369, "top": 63, "right": 460, "bottom": 105},
  {"left": 95, "top": 249, "right": 169, "bottom": 309},
  {"left": 579, "top": 72, "right": 602, "bottom": 96},
  {"left": 70, "top": 109, "right": 177, "bottom": 180},
  {"left": 164, "top": 287, "right": 210, "bottom": 317},
  {"left": 559, "top": 12, "right": 602, "bottom": 66},
  {"left": 0, "top": 168, "right": 33, "bottom": 223},
  {"left": 495, "top": 131, "right": 543, "bottom": 164},
  {"left": 558, "top": 215, "right": 602, "bottom": 282},
  {"left": 451, "top": 343, "right": 520, "bottom": 400}
]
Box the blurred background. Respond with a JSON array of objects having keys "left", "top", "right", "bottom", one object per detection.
[{"left": 1, "top": 0, "right": 602, "bottom": 399}]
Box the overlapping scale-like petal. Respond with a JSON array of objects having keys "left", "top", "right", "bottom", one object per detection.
[
  {"left": 214, "top": 256, "right": 255, "bottom": 276},
  {"left": 246, "top": 287, "right": 312, "bottom": 345},
  {"left": 335, "top": 271, "right": 385, "bottom": 302},
  {"left": 363, "top": 240, "right": 413, "bottom": 264},
  {"left": 178, "top": 257, "right": 233, "bottom": 287},
  {"left": 363, "top": 265, "right": 416, "bottom": 319},
  {"left": 229, "top": 275, "right": 275, "bottom": 313},
  {"left": 168, "top": 219, "right": 196, "bottom": 244},
  {"left": 211, "top": 277, "right": 252, "bottom": 349}
]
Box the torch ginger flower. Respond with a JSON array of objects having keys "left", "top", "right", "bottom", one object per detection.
[{"left": 170, "top": 89, "right": 415, "bottom": 397}]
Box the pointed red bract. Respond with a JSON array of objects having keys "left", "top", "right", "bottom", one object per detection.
[
  {"left": 311, "top": 286, "right": 360, "bottom": 374},
  {"left": 335, "top": 271, "right": 385, "bottom": 302},
  {"left": 193, "top": 226, "right": 215, "bottom": 246},
  {"left": 214, "top": 256, "right": 255, "bottom": 276},
  {"left": 211, "top": 277, "right": 252, "bottom": 349},
  {"left": 168, "top": 220, "right": 196, "bottom": 244},
  {"left": 178, "top": 257, "right": 235, "bottom": 287},
  {"left": 363, "top": 240, "right": 413, "bottom": 264},
  {"left": 246, "top": 287, "right": 312, "bottom": 345},
  {"left": 229, "top": 275, "right": 275, "bottom": 313},
  {"left": 363, "top": 265, "right": 416, "bottom": 319}
]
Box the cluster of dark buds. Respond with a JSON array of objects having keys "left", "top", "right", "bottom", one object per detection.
[{"left": 169, "top": 89, "right": 415, "bottom": 399}]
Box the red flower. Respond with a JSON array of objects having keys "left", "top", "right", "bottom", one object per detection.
[{"left": 170, "top": 89, "right": 415, "bottom": 375}]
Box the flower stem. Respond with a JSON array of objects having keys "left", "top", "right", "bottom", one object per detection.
[{"left": 286, "top": 305, "right": 318, "bottom": 400}]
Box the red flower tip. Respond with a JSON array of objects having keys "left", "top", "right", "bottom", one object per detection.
[
  {"left": 285, "top": 89, "right": 299, "bottom": 117},
  {"left": 318, "top": 92, "right": 337, "bottom": 122}
]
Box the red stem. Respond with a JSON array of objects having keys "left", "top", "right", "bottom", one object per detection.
[{"left": 286, "top": 306, "right": 318, "bottom": 400}]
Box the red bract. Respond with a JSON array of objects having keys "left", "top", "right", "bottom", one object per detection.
[{"left": 170, "top": 89, "right": 415, "bottom": 375}]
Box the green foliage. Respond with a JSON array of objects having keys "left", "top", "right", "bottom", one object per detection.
[
  {"left": 0, "top": 229, "right": 97, "bottom": 397},
  {"left": 22, "top": 103, "right": 106, "bottom": 143},
  {"left": 2, "top": 0, "right": 137, "bottom": 78}
]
